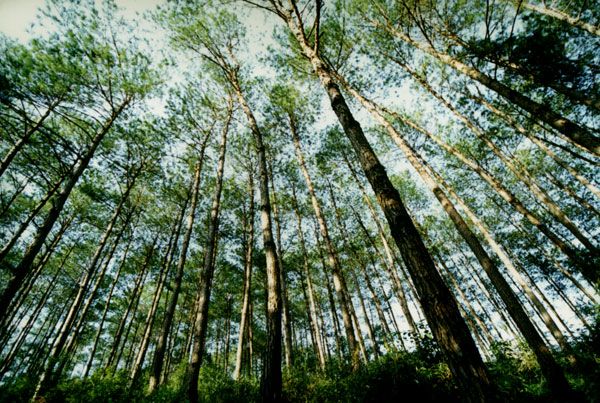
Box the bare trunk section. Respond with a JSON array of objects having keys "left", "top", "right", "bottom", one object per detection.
[
  {"left": 148, "top": 133, "right": 210, "bottom": 394},
  {"left": 289, "top": 115, "right": 360, "bottom": 367},
  {"left": 233, "top": 165, "right": 255, "bottom": 380},
  {"left": 274, "top": 10, "right": 494, "bottom": 398},
  {"left": 339, "top": 74, "right": 574, "bottom": 396},
  {"left": 104, "top": 243, "right": 154, "bottom": 373},
  {"left": 268, "top": 161, "right": 293, "bottom": 369},
  {"left": 187, "top": 99, "right": 232, "bottom": 402},
  {"left": 83, "top": 235, "right": 133, "bottom": 378},
  {"left": 292, "top": 186, "right": 327, "bottom": 369},
  {"left": 230, "top": 80, "right": 283, "bottom": 403},
  {"left": 0, "top": 99, "right": 129, "bottom": 329}
]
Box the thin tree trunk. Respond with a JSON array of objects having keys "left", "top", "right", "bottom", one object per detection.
[
  {"left": 33, "top": 180, "right": 134, "bottom": 398},
  {"left": 291, "top": 185, "right": 327, "bottom": 369},
  {"left": 83, "top": 235, "right": 132, "bottom": 378},
  {"left": 234, "top": 164, "right": 255, "bottom": 380},
  {"left": 337, "top": 70, "right": 593, "bottom": 281},
  {"left": 397, "top": 62, "right": 596, "bottom": 253},
  {"left": 0, "top": 99, "right": 61, "bottom": 178},
  {"left": 269, "top": 161, "right": 293, "bottom": 369},
  {"left": 522, "top": 1, "right": 600, "bottom": 37},
  {"left": 0, "top": 214, "right": 75, "bottom": 345},
  {"left": 129, "top": 239, "right": 172, "bottom": 385},
  {"left": 187, "top": 99, "right": 232, "bottom": 402},
  {"left": 471, "top": 93, "right": 600, "bottom": 199},
  {"left": 290, "top": 114, "right": 360, "bottom": 367},
  {"left": 56, "top": 206, "right": 135, "bottom": 380},
  {"left": 104, "top": 242, "right": 154, "bottom": 372},
  {"left": 373, "top": 16, "right": 600, "bottom": 154},
  {"left": 0, "top": 243, "right": 74, "bottom": 380},
  {"left": 0, "top": 178, "right": 62, "bottom": 264},
  {"left": 0, "top": 99, "right": 129, "bottom": 329},
  {"left": 148, "top": 133, "right": 209, "bottom": 394},
  {"left": 340, "top": 160, "right": 421, "bottom": 337}
]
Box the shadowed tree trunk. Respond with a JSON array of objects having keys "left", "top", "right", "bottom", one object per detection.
[{"left": 265, "top": 9, "right": 493, "bottom": 396}]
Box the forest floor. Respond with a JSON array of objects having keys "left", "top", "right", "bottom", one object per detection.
[{"left": 1, "top": 323, "right": 598, "bottom": 403}]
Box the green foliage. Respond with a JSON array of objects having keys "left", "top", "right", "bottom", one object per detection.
[{"left": 283, "top": 348, "right": 457, "bottom": 403}]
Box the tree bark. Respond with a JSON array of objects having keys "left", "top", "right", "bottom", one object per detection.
[
  {"left": 521, "top": 1, "right": 600, "bottom": 37},
  {"left": 274, "top": 9, "right": 495, "bottom": 399},
  {"left": 0, "top": 99, "right": 129, "bottom": 328},
  {"left": 234, "top": 164, "right": 256, "bottom": 380},
  {"left": 187, "top": 99, "right": 232, "bottom": 402},
  {"left": 290, "top": 114, "right": 360, "bottom": 367},
  {"left": 373, "top": 16, "right": 600, "bottom": 154},
  {"left": 147, "top": 133, "right": 209, "bottom": 394}
]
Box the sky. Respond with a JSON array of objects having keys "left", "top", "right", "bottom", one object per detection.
[{"left": 0, "top": 0, "right": 589, "bottom": 349}]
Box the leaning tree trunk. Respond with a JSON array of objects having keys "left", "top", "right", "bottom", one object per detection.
[
  {"left": 83, "top": 235, "right": 133, "bottom": 378},
  {"left": 338, "top": 74, "right": 575, "bottom": 397},
  {"left": 104, "top": 242, "right": 154, "bottom": 373},
  {"left": 283, "top": 41, "right": 494, "bottom": 400},
  {"left": 397, "top": 62, "right": 597, "bottom": 254},
  {"left": 33, "top": 190, "right": 133, "bottom": 398},
  {"left": 521, "top": 1, "right": 600, "bottom": 37},
  {"left": 374, "top": 18, "right": 600, "bottom": 155},
  {"left": 0, "top": 98, "right": 61, "bottom": 178},
  {"left": 0, "top": 99, "right": 129, "bottom": 329},
  {"left": 289, "top": 114, "right": 360, "bottom": 367}
]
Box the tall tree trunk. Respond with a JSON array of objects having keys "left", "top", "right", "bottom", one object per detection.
[
  {"left": 83, "top": 235, "right": 133, "bottom": 378},
  {"left": 187, "top": 99, "right": 232, "bottom": 402},
  {"left": 0, "top": 214, "right": 75, "bottom": 345},
  {"left": 228, "top": 71, "right": 283, "bottom": 402},
  {"left": 148, "top": 134, "right": 209, "bottom": 394},
  {"left": 234, "top": 164, "right": 255, "bottom": 380},
  {"left": 291, "top": 185, "right": 326, "bottom": 369},
  {"left": 521, "top": 1, "right": 600, "bottom": 37},
  {"left": 336, "top": 70, "right": 594, "bottom": 280},
  {"left": 373, "top": 16, "right": 600, "bottom": 154},
  {"left": 129, "top": 238, "right": 172, "bottom": 385},
  {"left": 314, "top": 227, "right": 344, "bottom": 358},
  {"left": 56, "top": 206, "right": 136, "bottom": 380},
  {"left": 339, "top": 160, "right": 421, "bottom": 338},
  {"left": 275, "top": 8, "right": 494, "bottom": 399},
  {"left": 33, "top": 179, "right": 134, "bottom": 398},
  {"left": 290, "top": 114, "right": 360, "bottom": 367},
  {"left": 0, "top": 99, "right": 129, "bottom": 328},
  {"left": 268, "top": 161, "right": 293, "bottom": 369},
  {"left": 104, "top": 242, "right": 154, "bottom": 373}
]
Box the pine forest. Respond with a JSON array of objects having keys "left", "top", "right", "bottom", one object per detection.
[{"left": 0, "top": 0, "right": 599, "bottom": 401}]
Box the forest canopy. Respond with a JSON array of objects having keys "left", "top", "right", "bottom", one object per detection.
[{"left": 0, "top": 0, "right": 598, "bottom": 402}]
